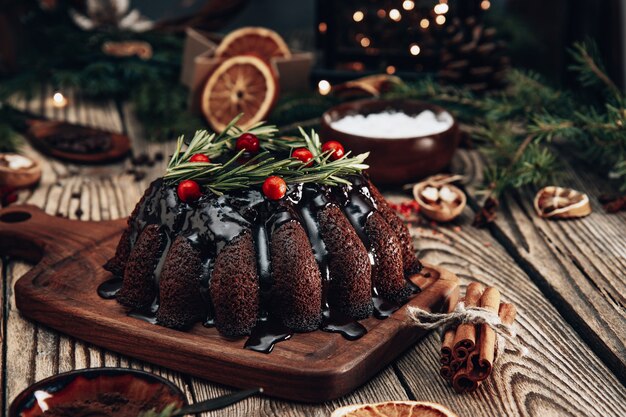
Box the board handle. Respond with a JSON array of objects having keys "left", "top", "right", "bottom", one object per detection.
[{"left": 0, "top": 204, "right": 125, "bottom": 265}]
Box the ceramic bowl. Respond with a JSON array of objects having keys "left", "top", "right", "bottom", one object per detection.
[
  {"left": 320, "top": 99, "right": 460, "bottom": 185},
  {"left": 9, "top": 368, "right": 187, "bottom": 417}
]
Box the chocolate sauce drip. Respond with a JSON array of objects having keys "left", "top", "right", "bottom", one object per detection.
[
  {"left": 292, "top": 184, "right": 332, "bottom": 284},
  {"left": 129, "top": 300, "right": 159, "bottom": 325},
  {"left": 256, "top": 194, "right": 299, "bottom": 297},
  {"left": 321, "top": 310, "right": 367, "bottom": 340},
  {"left": 372, "top": 295, "right": 401, "bottom": 319},
  {"left": 130, "top": 179, "right": 186, "bottom": 246},
  {"left": 97, "top": 277, "right": 123, "bottom": 299},
  {"left": 336, "top": 176, "right": 377, "bottom": 264},
  {"left": 244, "top": 319, "right": 293, "bottom": 353}
]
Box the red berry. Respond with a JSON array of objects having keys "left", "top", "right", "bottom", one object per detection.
[
  {"left": 321, "top": 140, "right": 345, "bottom": 160},
  {"left": 262, "top": 176, "right": 287, "bottom": 200},
  {"left": 292, "top": 148, "right": 314, "bottom": 166},
  {"left": 177, "top": 179, "right": 202, "bottom": 203},
  {"left": 190, "top": 154, "right": 210, "bottom": 163},
  {"left": 236, "top": 133, "right": 260, "bottom": 153}
]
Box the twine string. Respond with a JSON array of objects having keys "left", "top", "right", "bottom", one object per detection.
[{"left": 407, "top": 302, "right": 527, "bottom": 358}]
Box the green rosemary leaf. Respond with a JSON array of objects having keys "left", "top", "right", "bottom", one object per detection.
[{"left": 164, "top": 115, "right": 370, "bottom": 194}]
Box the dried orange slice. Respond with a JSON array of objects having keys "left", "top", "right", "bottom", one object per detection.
[
  {"left": 215, "top": 27, "right": 291, "bottom": 60},
  {"left": 331, "top": 401, "right": 459, "bottom": 417},
  {"left": 200, "top": 55, "right": 279, "bottom": 132},
  {"left": 533, "top": 186, "right": 591, "bottom": 219}
]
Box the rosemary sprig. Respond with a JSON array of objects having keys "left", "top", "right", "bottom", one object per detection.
[
  {"left": 164, "top": 118, "right": 370, "bottom": 195},
  {"left": 289, "top": 150, "right": 370, "bottom": 186},
  {"left": 298, "top": 126, "right": 323, "bottom": 157},
  {"left": 166, "top": 114, "right": 280, "bottom": 170}
]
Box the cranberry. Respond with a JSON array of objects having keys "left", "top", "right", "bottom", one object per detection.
[
  {"left": 236, "top": 133, "right": 260, "bottom": 153},
  {"left": 292, "top": 148, "right": 314, "bottom": 166},
  {"left": 190, "top": 154, "right": 210, "bottom": 163},
  {"left": 262, "top": 176, "right": 287, "bottom": 200},
  {"left": 177, "top": 179, "right": 202, "bottom": 203},
  {"left": 321, "top": 140, "right": 345, "bottom": 160}
]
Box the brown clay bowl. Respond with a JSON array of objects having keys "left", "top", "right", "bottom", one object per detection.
[
  {"left": 9, "top": 368, "right": 187, "bottom": 417},
  {"left": 320, "top": 99, "right": 460, "bottom": 185}
]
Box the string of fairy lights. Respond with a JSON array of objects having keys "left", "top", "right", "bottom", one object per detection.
[{"left": 316, "top": 0, "right": 493, "bottom": 94}]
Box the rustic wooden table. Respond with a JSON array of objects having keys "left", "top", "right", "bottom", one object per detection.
[{"left": 1, "top": 92, "right": 625, "bottom": 417}]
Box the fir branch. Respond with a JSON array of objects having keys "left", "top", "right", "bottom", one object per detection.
[
  {"left": 0, "top": 123, "right": 20, "bottom": 153},
  {"left": 569, "top": 41, "right": 622, "bottom": 101}
]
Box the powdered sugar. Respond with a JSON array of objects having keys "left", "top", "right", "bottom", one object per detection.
[{"left": 330, "top": 110, "right": 453, "bottom": 139}]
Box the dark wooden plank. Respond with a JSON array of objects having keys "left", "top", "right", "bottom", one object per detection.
[
  {"left": 451, "top": 149, "right": 626, "bottom": 380},
  {"left": 384, "top": 194, "right": 626, "bottom": 417}
]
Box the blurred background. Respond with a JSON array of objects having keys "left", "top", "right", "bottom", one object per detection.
[
  {"left": 133, "top": 0, "right": 626, "bottom": 86},
  {"left": 2, "top": 0, "right": 625, "bottom": 88}
]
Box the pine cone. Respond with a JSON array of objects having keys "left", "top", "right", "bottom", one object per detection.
[{"left": 437, "top": 17, "right": 510, "bottom": 93}]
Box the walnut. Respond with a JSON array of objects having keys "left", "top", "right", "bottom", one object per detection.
[
  {"left": 0, "top": 153, "right": 41, "bottom": 189},
  {"left": 413, "top": 175, "right": 466, "bottom": 222}
]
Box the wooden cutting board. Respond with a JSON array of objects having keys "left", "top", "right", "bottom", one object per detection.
[{"left": 0, "top": 204, "right": 459, "bottom": 402}]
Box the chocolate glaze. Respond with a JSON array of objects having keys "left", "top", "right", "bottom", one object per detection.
[
  {"left": 321, "top": 309, "right": 367, "bottom": 340},
  {"left": 291, "top": 184, "right": 333, "bottom": 310},
  {"left": 102, "top": 175, "right": 422, "bottom": 352},
  {"left": 244, "top": 319, "right": 293, "bottom": 353},
  {"left": 97, "top": 277, "right": 123, "bottom": 299}
]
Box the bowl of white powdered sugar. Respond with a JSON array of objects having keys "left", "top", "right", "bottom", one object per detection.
[{"left": 320, "top": 99, "right": 459, "bottom": 184}]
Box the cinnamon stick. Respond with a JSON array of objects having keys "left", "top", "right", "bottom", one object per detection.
[
  {"left": 472, "top": 287, "right": 501, "bottom": 380},
  {"left": 450, "top": 367, "right": 478, "bottom": 394},
  {"left": 440, "top": 327, "right": 456, "bottom": 365},
  {"left": 451, "top": 282, "right": 484, "bottom": 360},
  {"left": 440, "top": 365, "right": 454, "bottom": 381},
  {"left": 452, "top": 301, "right": 517, "bottom": 393}
]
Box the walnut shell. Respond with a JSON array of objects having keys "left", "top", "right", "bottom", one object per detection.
[
  {"left": 533, "top": 186, "right": 591, "bottom": 219},
  {"left": 413, "top": 176, "right": 466, "bottom": 222},
  {"left": 0, "top": 153, "right": 42, "bottom": 189}
]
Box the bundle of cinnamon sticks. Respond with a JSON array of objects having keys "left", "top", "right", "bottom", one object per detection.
[{"left": 439, "top": 282, "right": 517, "bottom": 394}]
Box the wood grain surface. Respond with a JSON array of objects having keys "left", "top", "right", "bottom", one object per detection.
[
  {"left": 1, "top": 90, "right": 624, "bottom": 416},
  {"left": 452, "top": 149, "right": 626, "bottom": 382}
]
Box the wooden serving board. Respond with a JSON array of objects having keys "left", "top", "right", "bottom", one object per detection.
[{"left": 0, "top": 204, "right": 459, "bottom": 402}]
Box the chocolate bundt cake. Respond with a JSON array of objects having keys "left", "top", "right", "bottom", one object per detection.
[{"left": 101, "top": 125, "right": 423, "bottom": 352}]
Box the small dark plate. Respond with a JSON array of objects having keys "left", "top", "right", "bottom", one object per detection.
[
  {"left": 9, "top": 368, "right": 187, "bottom": 417},
  {"left": 25, "top": 119, "right": 131, "bottom": 164},
  {"left": 320, "top": 99, "right": 460, "bottom": 185}
]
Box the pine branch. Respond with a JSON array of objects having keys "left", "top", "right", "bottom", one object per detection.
[{"left": 569, "top": 41, "right": 622, "bottom": 101}]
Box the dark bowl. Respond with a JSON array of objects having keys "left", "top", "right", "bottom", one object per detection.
[
  {"left": 320, "top": 99, "right": 460, "bottom": 185},
  {"left": 9, "top": 368, "right": 187, "bottom": 417}
]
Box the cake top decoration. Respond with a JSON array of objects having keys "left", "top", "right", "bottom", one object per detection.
[{"left": 164, "top": 114, "right": 369, "bottom": 196}]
